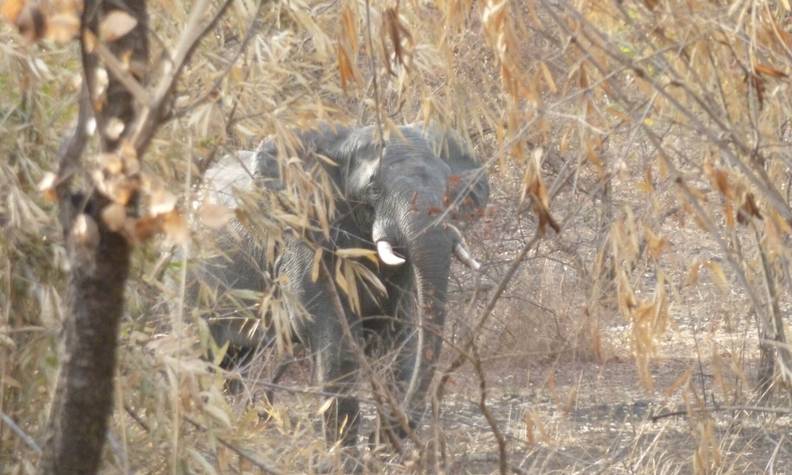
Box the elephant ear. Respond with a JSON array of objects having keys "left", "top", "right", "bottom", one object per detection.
[
  {"left": 252, "top": 140, "right": 284, "bottom": 192},
  {"left": 333, "top": 125, "right": 384, "bottom": 201},
  {"left": 202, "top": 151, "right": 258, "bottom": 208},
  {"left": 416, "top": 123, "right": 490, "bottom": 219}
]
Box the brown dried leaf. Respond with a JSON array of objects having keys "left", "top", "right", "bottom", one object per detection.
[
  {"left": 73, "top": 213, "right": 100, "bottom": 247},
  {"left": 337, "top": 45, "right": 357, "bottom": 91},
  {"left": 161, "top": 211, "right": 188, "bottom": 244},
  {"left": 46, "top": 12, "right": 79, "bottom": 43},
  {"left": 539, "top": 61, "right": 557, "bottom": 93},
  {"left": 99, "top": 9, "right": 138, "bottom": 43},
  {"left": 686, "top": 260, "right": 702, "bottom": 286},
  {"left": 663, "top": 367, "right": 693, "bottom": 397},
  {"left": 754, "top": 63, "right": 787, "bottom": 78},
  {"left": 37, "top": 171, "right": 58, "bottom": 203},
  {"left": 336, "top": 247, "right": 378, "bottom": 264},
  {"left": 133, "top": 216, "right": 161, "bottom": 242},
  {"left": 644, "top": 227, "right": 668, "bottom": 259},
  {"left": 12, "top": 1, "right": 46, "bottom": 43},
  {"left": 705, "top": 260, "right": 729, "bottom": 292},
  {"left": 99, "top": 153, "right": 123, "bottom": 174},
  {"left": 311, "top": 247, "right": 322, "bottom": 283},
  {"left": 104, "top": 117, "right": 125, "bottom": 141},
  {"left": 198, "top": 202, "right": 234, "bottom": 229},
  {"left": 101, "top": 203, "right": 126, "bottom": 231},
  {"left": 1, "top": 0, "right": 24, "bottom": 23},
  {"left": 737, "top": 192, "right": 762, "bottom": 224},
  {"left": 150, "top": 188, "right": 177, "bottom": 216}
]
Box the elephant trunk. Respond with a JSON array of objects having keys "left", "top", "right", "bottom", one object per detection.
[
  {"left": 402, "top": 224, "right": 451, "bottom": 410},
  {"left": 373, "top": 204, "right": 452, "bottom": 418}
]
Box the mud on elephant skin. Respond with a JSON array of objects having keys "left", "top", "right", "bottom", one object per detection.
[{"left": 186, "top": 122, "right": 489, "bottom": 446}]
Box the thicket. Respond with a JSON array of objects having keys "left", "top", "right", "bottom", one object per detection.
[{"left": 1, "top": 0, "right": 791, "bottom": 473}]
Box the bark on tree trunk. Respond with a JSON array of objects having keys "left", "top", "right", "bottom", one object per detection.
[
  {"left": 39, "top": 197, "right": 131, "bottom": 474},
  {"left": 40, "top": 1, "right": 148, "bottom": 473}
]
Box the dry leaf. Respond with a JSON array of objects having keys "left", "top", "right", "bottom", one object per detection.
[
  {"left": 705, "top": 260, "right": 729, "bottom": 292},
  {"left": 754, "top": 63, "right": 787, "bottom": 78},
  {"left": 663, "top": 367, "right": 693, "bottom": 397},
  {"left": 162, "top": 211, "right": 188, "bottom": 244},
  {"left": 311, "top": 247, "right": 322, "bottom": 283},
  {"left": 99, "top": 10, "right": 138, "bottom": 42},
  {"left": 101, "top": 203, "right": 126, "bottom": 231},
  {"left": 150, "top": 188, "right": 177, "bottom": 216},
  {"left": 198, "top": 202, "right": 234, "bottom": 229},
  {"left": 37, "top": 171, "right": 58, "bottom": 203},
  {"left": 644, "top": 227, "right": 668, "bottom": 259},
  {"left": 104, "top": 117, "right": 125, "bottom": 141},
  {"left": 46, "top": 12, "right": 79, "bottom": 43},
  {"left": 73, "top": 213, "right": 100, "bottom": 247},
  {"left": 317, "top": 397, "right": 334, "bottom": 416},
  {"left": 98, "top": 153, "right": 123, "bottom": 174},
  {"left": 13, "top": 1, "right": 46, "bottom": 43},
  {"left": 336, "top": 247, "right": 378, "bottom": 261},
  {"left": 1, "top": 0, "right": 25, "bottom": 23},
  {"left": 539, "top": 61, "right": 557, "bottom": 93}
]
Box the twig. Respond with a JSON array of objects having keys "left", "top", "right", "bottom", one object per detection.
[
  {"left": 94, "top": 41, "right": 151, "bottom": 107},
  {"left": 364, "top": 0, "right": 386, "bottom": 152},
  {"left": 319, "top": 260, "right": 414, "bottom": 453},
  {"left": 54, "top": 82, "right": 91, "bottom": 208},
  {"left": 542, "top": 1, "right": 792, "bottom": 222},
  {"left": 130, "top": 0, "right": 235, "bottom": 154},
  {"left": 650, "top": 405, "right": 792, "bottom": 422},
  {"left": 182, "top": 414, "right": 284, "bottom": 475},
  {"left": 471, "top": 343, "right": 507, "bottom": 475},
  {"left": 0, "top": 410, "right": 42, "bottom": 455},
  {"left": 123, "top": 404, "right": 282, "bottom": 474},
  {"left": 172, "top": 0, "right": 267, "bottom": 119},
  {"left": 123, "top": 404, "right": 150, "bottom": 432}
]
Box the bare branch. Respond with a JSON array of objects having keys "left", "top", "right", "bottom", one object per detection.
[
  {"left": 0, "top": 410, "right": 42, "bottom": 455},
  {"left": 93, "top": 40, "right": 151, "bottom": 107}
]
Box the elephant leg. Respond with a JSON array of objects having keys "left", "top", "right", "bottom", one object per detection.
[
  {"left": 297, "top": 280, "right": 361, "bottom": 448},
  {"left": 220, "top": 344, "right": 257, "bottom": 395},
  {"left": 311, "top": 317, "right": 360, "bottom": 447},
  {"left": 380, "top": 293, "right": 444, "bottom": 441}
]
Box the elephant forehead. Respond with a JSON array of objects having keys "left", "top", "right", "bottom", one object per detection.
[{"left": 380, "top": 143, "right": 451, "bottom": 181}]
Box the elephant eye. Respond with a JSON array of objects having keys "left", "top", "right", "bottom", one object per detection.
[
  {"left": 366, "top": 182, "right": 383, "bottom": 201},
  {"left": 352, "top": 204, "right": 375, "bottom": 230}
]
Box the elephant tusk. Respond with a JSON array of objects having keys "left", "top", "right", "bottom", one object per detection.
[
  {"left": 376, "top": 240, "right": 406, "bottom": 266},
  {"left": 446, "top": 223, "right": 482, "bottom": 270},
  {"left": 454, "top": 242, "right": 481, "bottom": 270}
]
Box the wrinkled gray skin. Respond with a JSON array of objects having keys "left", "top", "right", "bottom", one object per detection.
[{"left": 190, "top": 123, "right": 489, "bottom": 447}]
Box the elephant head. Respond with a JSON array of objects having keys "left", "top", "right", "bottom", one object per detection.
[{"left": 194, "top": 122, "right": 489, "bottom": 446}]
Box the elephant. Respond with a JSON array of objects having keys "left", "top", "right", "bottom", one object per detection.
[{"left": 187, "top": 122, "right": 489, "bottom": 447}]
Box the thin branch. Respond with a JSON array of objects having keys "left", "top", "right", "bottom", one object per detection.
[
  {"left": 130, "top": 0, "right": 235, "bottom": 154},
  {"left": 364, "top": 0, "right": 386, "bottom": 151},
  {"left": 123, "top": 404, "right": 282, "bottom": 474},
  {"left": 0, "top": 410, "right": 42, "bottom": 455},
  {"left": 93, "top": 41, "right": 151, "bottom": 107},
  {"left": 172, "top": 0, "right": 266, "bottom": 118},
  {"left": 651, "top": 405, "right": 792, "bottom": 422},
  {"left": 543, "top": 1, "right": 792, "bottom": 222},
  {"left": 183, "top": 415, "right": 284, "bottom": 475},
  {"left": 471, "top": 344, "right": 507, "bottom": 475},
  {"left": 54, "top": 82, "right": 91, "bottom": 208},
  {"left": 318, "top": 260, "right": 414, "bottom": 453}
]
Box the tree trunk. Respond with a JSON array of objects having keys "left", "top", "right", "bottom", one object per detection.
[{"left": 40, "top": 1, "right": 148, "bottom": 473}]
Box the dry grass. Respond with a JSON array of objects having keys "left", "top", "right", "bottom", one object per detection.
[{"left": 3, "top": 0, "right": 792, "bottom": 473}]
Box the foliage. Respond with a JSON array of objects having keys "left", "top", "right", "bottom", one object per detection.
[{"left": 1, "top": 0, "right": 791, "bottom": 473}]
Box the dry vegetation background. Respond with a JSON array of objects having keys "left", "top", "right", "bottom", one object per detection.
[{"left": 2, "top": 0, "right": 792, "bottom": 473}]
